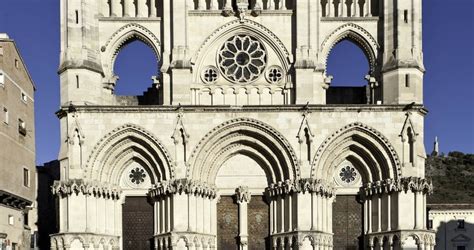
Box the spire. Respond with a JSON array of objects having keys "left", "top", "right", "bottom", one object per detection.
[{"left": 431, "top": 136, "right": 439, "bottom": 156}]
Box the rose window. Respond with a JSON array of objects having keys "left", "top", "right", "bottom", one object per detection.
[
  {"left": 218, "top": 35, "right": 267, "bottom": 83},
  {"left": 339, "top": 166, "right": 357, "bottom": 184},
  {"left": 266, "top": 66, "right": 284, "bottom": 84},
  {"left": 129, "top": 167, "right": 147, "bottom": 185},
  {"left": 201, "top": 66, "right": 219, "bottom": 84}
]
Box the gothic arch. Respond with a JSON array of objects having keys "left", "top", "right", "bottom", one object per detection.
[
  {"left": 320, "top": 23, "right": 379, "bottom": 74},
  {"left": 311, "top": 122, "right": 401, "bottom": 182},
  {"left": 101, "top": 23, "right": 161, "bottom": 79},
  {"left": 187, "top": 118, "right": 299, "bottom": 184},
  {"left": 191, "top": 19, "right": 292, "bottom": 79},
  {"left": 85, "top": 124, "right": 173, "bottom": 184}
]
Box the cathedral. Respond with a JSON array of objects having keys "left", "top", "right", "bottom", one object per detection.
[{"left": 51, "top": 0, "right": 435, "bottom": 249}]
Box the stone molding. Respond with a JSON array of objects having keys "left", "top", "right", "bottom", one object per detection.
[
  {"left": 51, "top": 179, "right": 122, "bottom": 200},
  {"left": 271, "top": 231, "right": 333, "bottom": 248},
  {"left": 367, "top": 230, "right": 435, "bottom": 248},
  {"left": 148, "top": 179, "right": 217, "bottom": 199},
  {"left": 362, "top": 177, "right": 433, "bottom": 198},
  {"left": 50, "top": 233, "right": 120, "bottom": 250},
  {"left": 266, "top": 178, "right": 336, "bottom": 198}
]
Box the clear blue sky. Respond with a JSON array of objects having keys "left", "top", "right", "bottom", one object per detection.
[{"left": 0, "top": 0, "right": 473, "bottom": 165}]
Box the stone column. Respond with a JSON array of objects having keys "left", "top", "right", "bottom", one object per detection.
[
  {"left": 111, "top": 0, "right": 122, "bottom": 17},
  {"left": 211, "top": 0, "right": 219, "bottom": 10},
  {"left": 236, "top": 186, "right": 251, "bottom": 250},
  {"left": 365, "top": 0, "right": 371, "bottom": 16},
  {"left": 149, "top": 0, "right": 156, "bottom": 17}
]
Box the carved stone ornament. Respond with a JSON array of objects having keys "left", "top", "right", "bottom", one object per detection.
[
  {"left": 361, "top": 177, "right": 433, "bottom": 199},
  {"left": 148, "top": 179, "right": 217, "bottom": 199},
  {"left": 266, "top": 178, "right": 336, "bottom": 198},
  {"left": 235, "top": 186, "right": 251, "bottom": 203},
  {"left": 52, "top": 179, "right": 122, "bottom": 200}
]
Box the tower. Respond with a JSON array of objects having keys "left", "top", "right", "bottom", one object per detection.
[{"left": 52, "top": 0, "right": 435, "bottom": 249}]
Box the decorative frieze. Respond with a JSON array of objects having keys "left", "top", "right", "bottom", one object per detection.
[
  {"left": 362, "top": 177, "right": 433, "bottom": 198},
  {"left": 51, "top": 179, "right": 121, "bottom": 200},
  {"left": 266, "top": 178, "right": 336, "bottom": 198},
  {"left": 148, "top": 179, "right": 217, "bottom": 199}
]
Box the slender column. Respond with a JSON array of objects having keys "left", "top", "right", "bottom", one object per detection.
[
  {"left": 311, "top": 192, "right": 317, "bottom": 230},
  {"left": 288, "top": 194, "right": 292, "bottom": 231},
  {"left": 160, "top": 197, "right": 165, "bottom": 233},
  {"left": 224, "top": 0, "right": 232, "bottom": 9},
  {"left": 367, "top": 199, "right": 372, "bottom": 233},
  {"left": 111, "top": 0, "right": 122, "bottom": 17},
  {"left": 377, "top": 195, "right": 382, "bottom": 232},
  {"left": 149, "top": 0, "right": 156, "bottom": 17},
  {"left": 352, "top": 0, "right": 357, "bottom": 16},
  {"left": 197, "top": 0, "right": 205, "bottom": 10},
  {"left": 280, "top": 0, "right": 287, "bottom": 10},
  {"left": 328, "top": 197, "right": 333, "bottom": 233},
  {"left": 236, "top": 186, "right": 251, "bottom": 250},
  {"left": 100, "top": 0, "right": 110, "bottom": 17},
  {"left": 326, "top": 0, "right": 332, "bottom": 17},
  {"left": 255, "top": 0, "right": 263, "bottom": 9},
  {"left": 322, "top": 196, "right": 327, "bottom": 231},
  {"left": 339, "top": 0, "right": 344, "bottom": 17},
  {"left": 270, "top": 197, "right": 274, "bottom": 234},
  {"left": 272, "top": 197, "right": 277, "bottom": 234},
  {"left": 211, "top": 0, "right": 219, "bottom": 10},
  {"left": 387, "top": 194, "right": 391, "bottom": 231},
  {"left": 268, "top": 0, "right": 274, "bottom": 10},
  {"left": 137, "top": 0, "right": 147, "bottom": 17},
  {"left": 123, "top": 0, "right": 134, "bottom": 17},
  {"left": 317, "top": 195, "right": 323, "bottom": 231},
  {"left": 365, "top": 0, "right": 371, "bottom": 16}
]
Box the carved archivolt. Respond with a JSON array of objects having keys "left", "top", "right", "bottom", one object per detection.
[
  {"left": 85, "top": 124, "right": 174, "bottom": 183},
  {"left": 52, "top": 179, "right": 121, "bottom": 200},
  {"left": 311, "top": 122, "right": 401, "bottom": 182},
  {"left": 320, "top": 23, "right": 379, "bottom": 73},
  {"left": 191, "top": 19, "right": 292, "bottom": 76},
  {"left": 187, "top": 117, "right": 299, "bottom": 183},
  {"left": 101, "top": 23, "right": 161, "bottom": 77}
]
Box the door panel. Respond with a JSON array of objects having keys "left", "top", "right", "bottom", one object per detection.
[
  {"left": 248, "top": 196, "right": 270, "bottom": 250},
  {"left": 332, "top": 195, "right": 363, "bottom": 250},
  {"left": 217, "top": 196, "right": 239, "bottom": 250},
  {"left": 122, "top": 196, "right": 154, "bottom": 250}
]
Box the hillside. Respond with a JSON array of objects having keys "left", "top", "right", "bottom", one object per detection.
[{"left": 426, "top": 152, "right": 474, "bottom": 204}]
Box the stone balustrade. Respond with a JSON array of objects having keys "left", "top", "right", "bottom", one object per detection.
[
  {"left": 99, "top": 0, "right": 159, "bottom": 18},
  {"left": 189, "top": 0, "right": 292, "bottom": 11},
  {"left": 322, "top": 0, "right": 374, "bottom": 17}
]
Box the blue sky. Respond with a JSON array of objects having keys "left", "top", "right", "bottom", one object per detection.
[{"left": 0, "top": 0, "right": 473, "bottom": 165}]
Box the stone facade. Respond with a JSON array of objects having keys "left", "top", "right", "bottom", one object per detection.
[
  {"left": 53, "top": 0, "right": 434, "bottom": 249},
  {"left": 0, "top": 33, "right": 36, "bottom": 250}
]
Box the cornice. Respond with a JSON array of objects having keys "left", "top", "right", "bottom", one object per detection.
[{"left": 51, "top": 179, "right": 122, "bottom": 200}]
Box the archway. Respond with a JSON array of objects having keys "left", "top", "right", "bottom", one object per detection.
[
  {"left": 188, "top": 118, "right": 298, "bottom": 250},
  {"left": 86, "top": 124, "right": 173, "bottom": 250},
  {"left": 113, "top": 40, "right": 159, "bottom": 97},
  {"left": 326, "top": 39, "right": 371, "bottom": 104}
]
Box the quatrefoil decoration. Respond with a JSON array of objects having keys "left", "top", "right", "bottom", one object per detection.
[{"left": 266, "top": 66, "right": 284, "bottom": 84}]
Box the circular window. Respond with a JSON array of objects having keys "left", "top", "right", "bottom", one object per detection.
[
  {"left": 266, "top": 66, "right": 284, "bottom": 84},
  {"left": 339, "top": 166, "right": 358, "bottom": 184},
  {"left": 201, "top": 66, "right": 219, "bottom": 84},
  {"left": 218, "top": 35, "right": 267, "bottom": 84},
  {"left": 129, "top": 167, "right": 147, "bottom": 185}
]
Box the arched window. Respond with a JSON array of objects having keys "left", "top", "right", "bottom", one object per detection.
[
  {"left": 326, "top": 40, "right": 371, "bottom": 104},
  {"left": 113, "top": 40, "right": 160, "bottom": 104}
]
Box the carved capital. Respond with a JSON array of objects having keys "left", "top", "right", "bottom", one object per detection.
[{"left": 235, "top": 186, "right": 251, "bottom": 203}]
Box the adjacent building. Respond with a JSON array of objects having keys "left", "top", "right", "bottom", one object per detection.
[
  {"left": 428, "top": 204, "right": 474, "bottom": 250},
  {"left": 0, "top": 33, "right": 36, "bottom": 250}
]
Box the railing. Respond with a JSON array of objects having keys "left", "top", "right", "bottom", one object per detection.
[
  {"left": 322, "top": 0, "right": 373, "bottom": 17},
  {"left": 188, "top": 0, "right": 293, "bottom": 11},
  {"left": 99, "top": 0, "right": 159, "bottom": 18}
]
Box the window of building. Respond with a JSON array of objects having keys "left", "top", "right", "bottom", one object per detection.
[
  {"left": 8, "top": 215, "right": 14, "bottom": 225},
  {"left": 23, "top": 168, "right": 30, "bottom": 187},
  {"left": 0, "top": 46, "right": 4, "bottom": 56},
  {"left": 18, "top": 118, "right": 26, "bottom": 136},
  {"left": 427, "top": 219, "right": 433, "bottom": 229},
  {"left": 3, "top": 107, "right": 8, "bottom": 124},
  {"left": 457, "top": 219, "right": 465, "bottom": 229},
  {"left": 15, "top": 59, "right": 19, "bottom": 69},
  {"left": 23, "top": 211, "right": 29, "bottom": 226},
  {"left": 21, "top": 92, "right": 27, "bottom": 103},
  {"left": 457, "top": 246, "right": 466, "bottom": 250}
]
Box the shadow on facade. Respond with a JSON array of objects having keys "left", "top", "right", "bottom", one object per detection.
[
  {"left": 432, "top": 220, "right": 473, "bottom": 250},
  {"left": 36, "top": 160, "right": 60, "bottom": 250}
]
